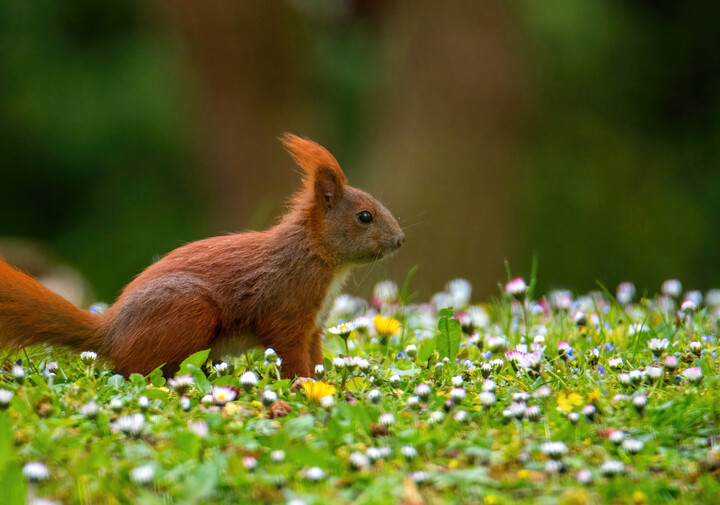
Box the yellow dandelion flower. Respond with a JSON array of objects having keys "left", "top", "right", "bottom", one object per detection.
[
  {"left": 224, "top": 403, "right": 241, "bottom": 416},
  {"left": 302, "top": 380, "right": 337, "bottom": 403},
  {"left": 373, "top": 315, "right": 401, "bottom": 337},
  {"left": 633, "top": 491, "right": 647, "bottom": 505},
  {"left": 518, "top": 469, "right": 530, "bottom": 480},
  {"left": 448, "top": 459, "right": 459, "bottom": 468},
  {"left": 557, "top": 392, "right": 583, "bottom": 412},
  {"left": 587, "top": 389, "right": 600, "bottom": 404}
]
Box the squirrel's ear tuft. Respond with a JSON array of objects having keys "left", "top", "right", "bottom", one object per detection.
[
  {"left": 280, "top": 133, "right": 347, "bottom": 182},
  {"left": 280, "top": 133, "right": 347, "bottom": 210}
]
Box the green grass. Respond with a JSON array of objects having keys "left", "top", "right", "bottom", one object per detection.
[{"left": 1, "top": 280, "right": 719, "bottom": 505}]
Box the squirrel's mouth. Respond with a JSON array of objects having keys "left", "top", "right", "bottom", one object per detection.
[
  {"left": 374, "top": 244, "right": 401, "bottom": 262},
  {"left": 352, "top": 238, "right": 403, "bottom": 265},
  {"left": 353, "top": 249, "right": 392, "bottom": 265}
]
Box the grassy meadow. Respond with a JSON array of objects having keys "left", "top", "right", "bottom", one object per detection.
[{"left": 1, "top": 276, "right": 719, "bottom": 505}]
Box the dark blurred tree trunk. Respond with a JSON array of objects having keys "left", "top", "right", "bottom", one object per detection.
[
  {"left": 359, "top": 0, "right": 528, "bottom": 298},
  {"left": 151, "top": 0, "right": 308, "bottom": 231}
]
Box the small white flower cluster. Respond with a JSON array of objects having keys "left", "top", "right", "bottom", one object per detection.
[
  {"left": 116, "top": 413, "right": 145, "bottom": 436},
  {"left": 130, "top": 464, "right": 155, "bottom": 485},
  {"left": 212, "top": 386, "right": 237, "bottom": 406},
  {"left": 213, "top": 362, "right": 230, "bottom": 376},
  {"left": 378, "top": 413, "right": 395, "bottom": 427},
  {"left": 599, "top": 460, "right": 625, "bottom": 477},
  {"left": 401, "top": 445, "right": 418, "bottom": 461},
  {"left": 321, "top": 395, "right": 334, "bottom": 409},
  {"left": 80, "top": 351, "right": 97, "bottom": 364},
  {"left": 349, "top": 451, "right": 370, "bottom": 470},
  {"left": 616, "top": 282, "right": 636, "bottom": 304},
  {"left": 0, "top": 389, "right": 14, "bottom": 408},
  {"left": 540, "top": 441, "right": 568, "bottom": 460},
  {"left": 22, "top": 462, "right": 49, "bottom": 481},
  {"left": 682, "top": 367, "right": 703, "bottom": 384},
  {"left": 305, "top": 466, "right": 325, "bottom": 481},
  {"left": 479, "top": 391, "right": 496, "bottom": 407},
  {"left": 243, "top": 456, "right": 258, "bottom": 471},
  {"left": 445, "top": 278, "right": 472, "bottom": 308},
  {"left": 262, "top": 390, "right": 278, "bottom": 407},
  {"left": 414, "top": 383, "right": 432, "bottom": 401},
  {"left": 608, "top": 429, "right": 624, "bottom": 445},
  {"left": 647, "top": 338, "right": 669, "bottom": 353},
  {"left": 450, "top": 387, "right": 466, "bottom": 404},
  {"left": 622, "top": 439, "right": 644, "bottom": 454},
  {"left": 265, "top": 348, "right": 278, "bottom": 363},
  {"left": 333, "top": 356, "right": 370, "bottom": 372},
  {"left": 168, "top": 374, "right": 194, "bottom": 395},
  {"left": 12, "top": 364, "right": 25, "bottom": 383},
  {"left": 328, "top": 321, "right": 360, "bottom": 336},
  {"left": 505, "top": 278, "right": 527, "bottom": 298},
  {"left": 366, "top": 446, "right": 391, "bottom": 461},
  {"left": 373, "top": 280, "right": 398, "bottom": 305},
  {"left": 240, "top": 370, "right": 258, "bottom": 392},
  {"left": 79, "top": 400, "right": 99, "bottom": 418}
]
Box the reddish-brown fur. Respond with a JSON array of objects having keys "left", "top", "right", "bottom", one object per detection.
[{"left": 0, "top": 134, "right": 404, "bottom": 378}]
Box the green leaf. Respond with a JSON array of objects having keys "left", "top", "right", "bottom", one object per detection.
[
  {"left": 186, "top": 364, "right": 211, "bottom": 394},
  {"left": 183, "top": 460, "right": 220, "bottom": 501},
  {"left": 95, "top": 412, "right": 110, "bottom": 435},
  {"left": 285, "top": 415, "right": 315, "bottom": 439},
  {"left": 346, "top": 377, "right": 368, "bottom": 391},
  {"left": 0, "top": 414, "right": 25, "bottom": 505},
  {"left": 130, "top": 373, "right": 146, "bottom": 389},
  {"left": 143, "top": 388, "right": 169, "bottom": 401},
  {"left": 527, "top": 253, "right": 539, "bottom": 301},
  {"left": 398, "top": 265, "right": 419, "bottom": 305},
  {"left": 173, "top": 430, "right": 201, "bottom": 460},
  {"left": 107, "top": 374, "right": 125, "bottom": 388},
  {"left": 213, "top": 376, "right": 240, "bottom": 388},
  {"left": 178, "top": 349, "right": 211, "bottom": 375},
  {"left": 147, "top": 366, "right": 166, "bottom": 387},
  {"left": 434, "top": 467, "right": 494, "bottom": 487},
  {"left": 388, "top": 367, "right": 421, "bottom": 378},
  {"left": 355, "top": 475, "right": 404, "bottom": 505},
  {"left": 336, "top": 402, "right": 371, "bottom": 433},
  {"left": 436, "top": 308, "right": 461, "bottom": 360},
  {"left": 417, "top": 338, "right": 435, "bottom": 362},
  {"left": 0, "top": 461, "right": 24, "bottom": 505}
]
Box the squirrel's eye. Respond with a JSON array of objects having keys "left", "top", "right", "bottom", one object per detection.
[{"left": 357, "top": 211, "right": 373, "bottom": 224}]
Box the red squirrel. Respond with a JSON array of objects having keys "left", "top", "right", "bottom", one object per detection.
[{"left": 0, "top": 134, "right": 404, "bottom": 378}]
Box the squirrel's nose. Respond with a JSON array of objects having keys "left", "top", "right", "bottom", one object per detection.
[{"left": 395, "top": 232, "right": 405, "bottom": 249}]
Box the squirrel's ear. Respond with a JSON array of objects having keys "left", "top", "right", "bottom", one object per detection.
[
  {"left": 314, "top": 165, "right": 342, "bottom": 211},
  {"left": 280, "top": 133, "right": 347, "bottom": 209}
]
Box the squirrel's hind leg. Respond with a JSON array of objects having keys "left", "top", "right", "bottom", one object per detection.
[{"left": 103, "top": 279, "right": 222, "bottom": 377}]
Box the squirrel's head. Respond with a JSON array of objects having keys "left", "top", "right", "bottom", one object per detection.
[{"left": 281, "top": 133, "right": 404, "bottom": 265}]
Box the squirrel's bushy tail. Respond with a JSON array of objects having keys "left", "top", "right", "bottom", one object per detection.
[{"left": 0, "top": 259, "right": 102, "bottom": 352}]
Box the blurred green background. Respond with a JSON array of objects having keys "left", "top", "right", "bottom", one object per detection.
[{"left": 1, "top": 0, "right": 719, "bottom": 304}]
